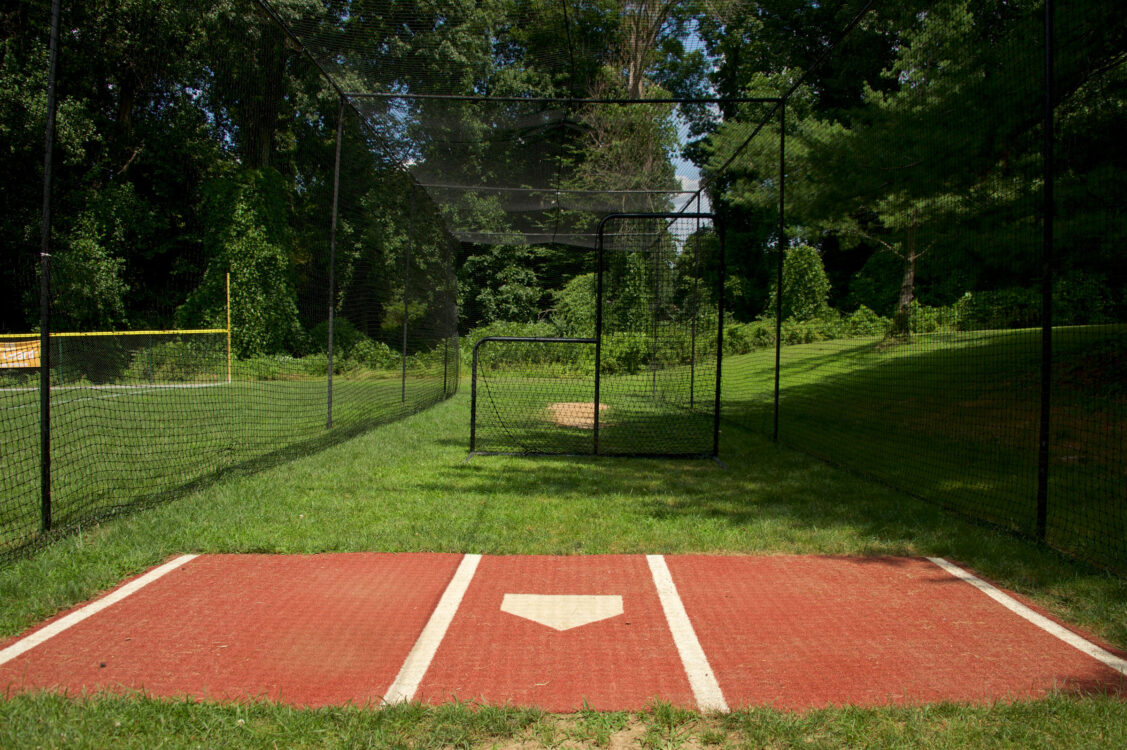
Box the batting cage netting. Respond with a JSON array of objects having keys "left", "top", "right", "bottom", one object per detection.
[
  {"left": 471, "top": 213, "right": 723, "bottom": 457},
  {"left": 1, "top": 0, "right": 460, "bottom": 559},
  {"left": 2, "top": 0, "right": 1124, "bottom": 575}
]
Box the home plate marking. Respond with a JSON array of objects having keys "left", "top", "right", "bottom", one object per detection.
[{"left": 501, "top": 594, "right": 624, "bottom": 631}]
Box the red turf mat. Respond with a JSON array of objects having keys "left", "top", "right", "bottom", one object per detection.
[
  {"left": 667, "top": 555, "right": 1126, "bottom": 710},
  {"left": 0, "top": 553, "right": 462, "bottom": 706},
  {"left": 1, "top": 553, "right": 1123, "bottom": 711}
]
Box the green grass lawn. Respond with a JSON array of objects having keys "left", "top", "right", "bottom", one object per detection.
[
  {"left": 720, "top": 325, "right": 1127, "bottom": 573},
  {"left": 0, "top": 375, "right": 450, "bottom": 556},
  {"left": 2, "top": 380, "right": 1126, "bottom": 747},
  {"left": 1, "top": 327, "right": 1125, "bottom": 747}
]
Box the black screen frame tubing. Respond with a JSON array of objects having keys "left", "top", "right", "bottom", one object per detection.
[
  {"left": 344, "top": 93, "right": 780, "bottom": 106},
  {"left": 39, "top": 0, "right": 62, "bottom": 532},
  {"left": 326, "top": 96, "right": 344, "bottom": 428},
  {"left": 469, "top": 336, "right": 596, "bottom": 453},
  {"left": 1036, "top": 0, "right": 1054, "bottom": 540},
  {"left": 773, "top": 102, "right": 786, "bottom": 443}
]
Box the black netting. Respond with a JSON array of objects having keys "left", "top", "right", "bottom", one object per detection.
[
  {"left": 2, "top": 0, "right": 1124, "bottom": 575},
  {"left": 714, "top": 0, "right": 1125, "bottom": 573},
  {"left": 471, "top": 214, "right": 720, "bottom": 457},
  {"left": 0, "top": 0, "right": 458, "bottom": 559}
]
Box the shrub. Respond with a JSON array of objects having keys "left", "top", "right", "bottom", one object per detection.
[
  {"left": 309, "top": 318, "right": 365, "bottom": 358},
  {"left": 1053, "top": 271, "right": 1117, "bottom": 325},
  {"left": 350, "top": 338, "right": 400, "bottom": 371},
  {"left": 844, "top": 306, "right": 891, "bottom": 336},
  {"left": 600, "top": 332, "right": 650, "bottom": 375},
  {"left": 960, "top": 288, "right": 1041, "bottom": 330},
  {"left": 767, "top": 245, "right": 832, "bottom": 322}
]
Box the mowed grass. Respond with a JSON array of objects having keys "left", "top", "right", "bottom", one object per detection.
[
  {"left": 721, "top": 324, "right": 1127, "bottom": 572},
  {"left": 1, "top": 328, "right": 1126, "bottom": 747}
]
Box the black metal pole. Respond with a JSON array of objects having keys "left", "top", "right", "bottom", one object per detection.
[
  {"left": 402, "top": 184, "right": 413, "bottom": 404},
  {"left": 594, "top": 223, "right": 606, "bottom": 455},
  {"left": 650, "top": 227, "right": 659, "bottom": 399},
  {"left": 326, "top": 97, "right": 344, "bottom": 428},
  {"left": 39, "top": 0, "right": 62, "bottom": 533},
  {"left": 1035, "top": 0, "right": 1054, "bottom": 541},
  {"left": 713, "top": 224, "right": 727, "bottom": 458},
  {"left": 443, "top": 238, "right": 450, "bottom": 399},
  {"left": 470, "top": 340, "right": 479, "bottom": 452},
  {"left": 773, "top": 102, "right": 786, "bottom": 443},
  {"left": 689, "top": 204, "right": 701, "bottom": 410}
]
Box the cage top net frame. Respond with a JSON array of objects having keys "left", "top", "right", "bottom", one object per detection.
[{"left": 251, "top": 0, "right": 785, "bottom": 250}]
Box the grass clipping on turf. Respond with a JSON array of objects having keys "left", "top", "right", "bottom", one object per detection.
[{"left": 546, "top": 402, "right": 609, "bottom": 429}]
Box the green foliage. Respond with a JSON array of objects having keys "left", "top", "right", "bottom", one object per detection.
[
  {"left": 606, "top": 252, "right": 655, "bottom": 333},
  {"left": 844, "top": 305, "right": 892, "bottom": 336},
  {"left": 552, "top": 273, "right": 597, "bottom": 337},
  {"left": 177, "top": 170, "right": 306, "bottom": 357},
  {"left": 461, "top": 320, "right": 578, "bottom": 371},
  {"left": 458, "top": 246, "right": 547, "bottom": 327},
  {"left": 309, "top": 318, "right": 364, "bottom": 358},
  {"left": 350, "top": 338, "right": 400, "bottom": 371},
  {"left": 960, "top": 288, "right": 1042, "bottom": 330},
  {"left": 1053, "top": 271, "right": 1120, "bottom": 325},
  {"left": 767, "top": 245, "right": 832, "bottom": 322},
  {"left": 50, "top": 211, "right": 130, "bottom": 331}
]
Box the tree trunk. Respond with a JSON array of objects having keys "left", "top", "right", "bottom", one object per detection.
[{"left": 892, "top": 233, "right": 917, "bottom": 337}]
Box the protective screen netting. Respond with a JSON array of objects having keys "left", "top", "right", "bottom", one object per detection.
[
  {"left": 471, "top": 214, "right": 722, "bottom": 456},
  {"left": 2, "top": 0, "right": 1124, "bottom": 577},
  {"left": 257, "top": 0, "right": 765, "bottom": 248}
]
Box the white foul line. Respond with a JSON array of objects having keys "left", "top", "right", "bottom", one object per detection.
[
  {"left": 0, "top": 554, "right": 199, "bottom": 667},
  {"left": 927, "top": 557, "right": 1127, "bottom": 677},
  {"left": 646, "top": 555, "right": 729, "bottom": 712},
  {"left": 383, "top": 553, "right": 481, "bottom": 704}
]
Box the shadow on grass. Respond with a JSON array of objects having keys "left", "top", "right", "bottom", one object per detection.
[{"left": 718, "top": 327, "right": 1126, "bottom": 575}]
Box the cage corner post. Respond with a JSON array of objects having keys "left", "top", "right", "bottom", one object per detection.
[
  {"left": 326, "top": 95, "right": 345, "bottom": 428},
  {"left": 712, "top": 221, "right": 727, "bottom": 459},
  {"left": 773, "top": 99, "right": 786, "bottom": 444},
  {"left": 38, "top": 0, "right": 63, "bottom": 533},
  {"left": 1035, "top": 0, "right": 1054, "bottom": 541},
  {"left": 402, "top": 182, "right": 414, "bottom": 405}
]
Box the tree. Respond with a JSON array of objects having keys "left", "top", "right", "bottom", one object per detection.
[{"left": 767, "top": 244, "right": 830, "bottom": 322}]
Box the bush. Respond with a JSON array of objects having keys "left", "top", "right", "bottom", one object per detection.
[
  {"left": 768, "top": 245, "right": 832, "bottom": 322},
  {"left": 600, "top": 332, "right": 650, "bottom": 375},
  {"left": 960, "top": 288, "right": 1041, "bottom": 330},
  {"left": 1053, "top": 271, "right": 1118, "bottom": 325},
  {"left": 462, "top": 320, "right": 586, "bottom": 372},
  {"left": 844, "top": 306, "right": 891, "bottom": 336},
  {"left": 309, "top": 318, "right": 365, "bottom": 358},
  {"left": 350, "top": 338, "right": 400, "bottom": 371}
]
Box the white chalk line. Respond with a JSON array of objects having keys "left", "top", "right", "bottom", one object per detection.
[
  {"left": 0, "top": 554, "right": 199, "bottom": 667},
  {"left": 646, "top": 554, "right": 729, "bottom": 712},
  {"left": 927, "top": 557, "right": 1127, "bottom": 678},
  {"left": 382, "top": 553, "right": 481, "bottom": 704}
]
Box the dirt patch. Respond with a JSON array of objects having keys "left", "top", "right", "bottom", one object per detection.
[{"left": 546, "top": 401, "right": 609, "bottom": 429}]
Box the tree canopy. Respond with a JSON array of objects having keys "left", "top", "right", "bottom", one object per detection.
[{"left": 2, "top": 0, "right": 1122, "bottom": 345}]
